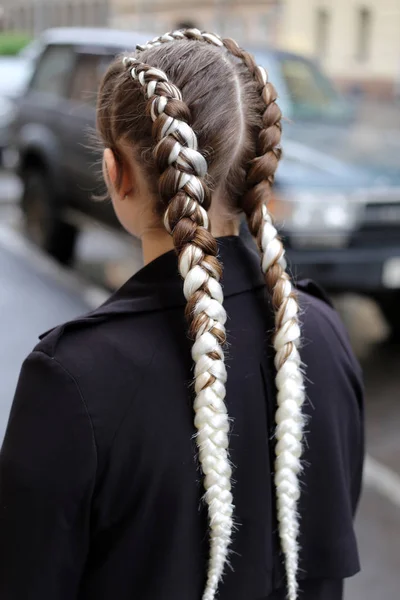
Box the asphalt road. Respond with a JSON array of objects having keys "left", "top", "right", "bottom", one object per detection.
[{"left": 1, "top": 172, "right": 399, "bottom": 599}]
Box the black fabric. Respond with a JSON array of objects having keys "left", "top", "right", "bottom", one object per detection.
[{"left": 0, "top": 236, "right": 364, "bottom": 600}]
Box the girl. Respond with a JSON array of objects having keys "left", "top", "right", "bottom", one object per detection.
[{"left": 0, "top": 30, "right": 363, "bottom": 600}]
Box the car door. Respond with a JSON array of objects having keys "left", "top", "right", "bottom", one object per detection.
[{"left": 61, "top": 48, "right": 119, "bottom": 226}]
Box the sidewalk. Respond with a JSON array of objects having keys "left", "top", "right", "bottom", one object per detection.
[
  {"left": 0, "top": 225, "right": 107, "bottom": 440},
  {"left": 346, "top": 487, "right": 400, "bottom": 600}
]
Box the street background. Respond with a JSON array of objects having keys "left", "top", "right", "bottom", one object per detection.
[{"left": 0, "top": 1, "right": 400, "bottom": 599}]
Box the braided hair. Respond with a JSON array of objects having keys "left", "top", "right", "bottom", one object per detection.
[
  {"left": 97, "top": 32, "right": 305, "bottom": 600},
  {"left": 119, "top": 57, "right": 232, "bottom": 600},
  {"left": 136, "top": 30, "right": 305, "bottom": 600}
]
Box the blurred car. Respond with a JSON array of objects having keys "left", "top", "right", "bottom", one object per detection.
[
  {"left": 8, "top": 28, "right": 400, "bottom": 338},
  {"left": 252, "top": 49, "right": 400, "bottom": 338},
  {"left": 8, "top": 28, "right": 153, "bottom": 264},
  {"left": 0, "top": 56, "right": 33, "bottom": 166},
  {"left": 18, "top": 38, "right": 45, "bottom": 62}
]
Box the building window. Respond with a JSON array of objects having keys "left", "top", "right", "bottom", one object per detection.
[
  {"left": 356, "top": 6, "right": 372, "bottom": 63},
  {"left": 315, "top": 8, "right": 330, "bottom": 60}
]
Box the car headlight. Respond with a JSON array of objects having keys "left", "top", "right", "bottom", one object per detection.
[{"left": 270, "top": 189, "right": 362, "bottom": 247}]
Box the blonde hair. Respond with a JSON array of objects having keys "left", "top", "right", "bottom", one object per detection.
[{"left": 97, "top": 31, "right": 305, "bottom": 600}]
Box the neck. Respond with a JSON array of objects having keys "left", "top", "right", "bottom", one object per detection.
[
  {"left": 141, "top": 218, "right": 240, "bottom": 266},
  {"left": 141, "top": 228, "right": 175, "bottom": 266}
]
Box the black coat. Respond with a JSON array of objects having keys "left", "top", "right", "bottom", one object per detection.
[{"left": 0, "top": 236, "right": 364, "bottom": 600}]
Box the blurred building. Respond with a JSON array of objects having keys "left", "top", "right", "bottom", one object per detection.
[
  {"left": 0, "top": 0, "right": 283, "bottom": 45},
  {"left": 0, "top": 0, "right": 109, "bottom": 33},
  {"left": 280, "top": 0, "right": 400, "bottom": 98},
  {"left": 110, "top": 0, "right": 283, "bottom": 47},
  {"left": 110, "top": 0, "right": 400, "bottom": 98},
  {"left": 1, "top": 0, "right": 398, "bottom": 99}
]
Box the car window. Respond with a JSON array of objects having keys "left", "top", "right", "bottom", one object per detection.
[
  {"left": 279, "top": 56, "right": 351, "bottom": 122},
  {"left": 282, "top": 58, "right": 335, "bottom": 106},
  {"left": 69, "top": 53, "right": 114, "bottom": 107},
  {"left": 250, "top": 51, "right": 290, "bottom": 118},
  {"left": 30, "top": 45, "right": 75, "bottom": 98}
]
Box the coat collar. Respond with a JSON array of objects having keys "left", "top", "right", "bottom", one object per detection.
[
  {"left": 39, "top": 236, "right": 265, "bottom": 339},
  {"left": 92, "top": 235, "right": 266, "bottom": 317},
  {"left": 39, "top": 235, "right": 332, "bottom": 340}
]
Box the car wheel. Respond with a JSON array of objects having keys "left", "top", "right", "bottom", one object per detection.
[
  {"left": 21, "top": 168, "right": 78, "bottom": 265},
  {"left": 375, "top": 293, "right": 400, "bottom": 342}
]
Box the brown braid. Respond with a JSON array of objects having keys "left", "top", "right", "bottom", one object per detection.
[
  {"left": 219, "top": 36, "right": 305, "bottom": 600},
  {"left": 97, "top": 33, "right": 305, "bottom": 600},
  {"left": 137, "top": 31, "right": 306, "bottom": 600},
  {"left": 113, "top": 57, "right": 234, "bottom": 600}
]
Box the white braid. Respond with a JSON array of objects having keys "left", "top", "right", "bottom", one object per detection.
[
  {"left": 136, "top": 31, "right": 306, "bottom": 599},
  {"left": 260, "top": 205, "right": 305, "bottom": 600},
  {"left": 125, "top": 57, "right": 234, "bottom": 600}
]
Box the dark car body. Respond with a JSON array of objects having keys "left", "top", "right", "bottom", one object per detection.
[
  {"left": 11, "top": 29, "right": 152, "bottom": 232},
  {"left": 0, "top": 56, "right": 33, "bottom": 164},
  {"left": 9, "top": 28, "right": 400, "bottom": 334}
]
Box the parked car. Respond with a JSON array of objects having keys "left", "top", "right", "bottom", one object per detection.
[
  {"left": 251, "top": 49, "right": 400, "bottom": 338},
  {"left": 9, "top": 28, "right": 153, "bottom": 262},
  {"left": 0, "top": 56, "right": 33, "bottom": 166},
  {"left": 9, "top": 28, "right": 400, "bottom": 338}
]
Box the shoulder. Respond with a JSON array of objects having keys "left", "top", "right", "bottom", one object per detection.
[
  {"left": 28, "top": 304, "right": 160, "bottom": 428},
  {"left": 295, "top": 279, "right": 364, "bottom": 453},
  {"left": 295, "top": 281, "right": 364, "bottom": 455},
  {"left": 294, "top": 282, "right": 364, "bottom": 544},
  {"left": 297, "top": 279, "right": 361, "bottom": 379},
  {"left": 22, "top": 307, "right": 160, "bottom": 464},
  {"left": 7, "top": 349, "right": 97, "bottom": 482},
  {"left": 35, "top": 306, "right": 156, "bottom": 373}
]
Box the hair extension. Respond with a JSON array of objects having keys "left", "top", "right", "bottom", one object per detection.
[
  {"left": 136, "top": 30, "right": 306, "bottom": 600},
  {"left": 120, "top": 57, "right": 233, "bottom": 600}
]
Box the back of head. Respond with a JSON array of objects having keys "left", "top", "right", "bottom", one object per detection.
[
  {"left": 97, "top": 30, "right": 304, "bottom": 600},
  {"left": 98, "top": 39, "right": 269, "bottom": 213}
]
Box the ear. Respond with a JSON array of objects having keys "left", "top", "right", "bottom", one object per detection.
[
  {"left": 103, "top": 148, "right": 117, "bottom": 188},
  {"left": 103, "top": 148, "right": 133, "bottom": 200}
]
